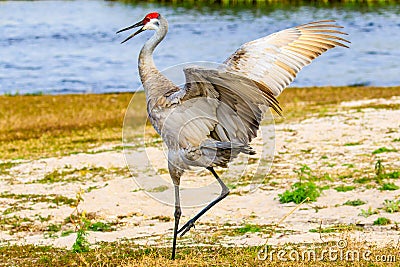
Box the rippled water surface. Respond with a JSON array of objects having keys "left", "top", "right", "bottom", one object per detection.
[{"left": 0, "top": 1, "right": 399, "bottom": 94}]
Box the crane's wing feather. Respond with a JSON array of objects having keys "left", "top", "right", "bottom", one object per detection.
[
  {"left": 165, "top": 67, "right": 279, "bottom": 148},
  {"left": 223, "top": 20, "right": 350, "bottom": 96}
]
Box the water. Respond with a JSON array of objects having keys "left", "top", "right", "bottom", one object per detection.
[{"left": 0, "top": 1, "right": 399, "bottom": 95}]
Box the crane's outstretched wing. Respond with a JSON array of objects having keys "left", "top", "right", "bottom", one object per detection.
[
  {"left": 161, "top": 20, "right": 348, "bottom": 167},
  {"left": 223, "top": 20, "right": 350, "bottom": 96}
]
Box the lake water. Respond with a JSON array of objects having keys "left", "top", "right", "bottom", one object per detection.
[{"left": 0, "top": 1, "right": 399, "bottom": 95}]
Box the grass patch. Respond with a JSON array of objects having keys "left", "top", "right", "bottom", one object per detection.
[
  {"left": 0, "top": 192, "right": 75, "bottom": 206},
  {"left": 88, "top": 222, "right": 112, "bottom": 232},
  {"left": 72, "top": 227, "right": 90, "bottom": 253},
  {"left": 47, "top": 224, "right": 61, "bottom": 233},
  {"left": 381, "top": 171, "right": 400, "bottom": 179},
  {"left": 235, "top": 224, "right": 261, "bottom": 234},
  {"left": 61, "top": 230, "right": 75, "bottom": 237},
  {"left": 373, "top": 217, "right": 391, "bottom": 226},
  {"left": 359, "top": 207, "right": 378, "bottom": 217},
  {"left": 379, "top": 183, "right": 399, "bottom": 191},
  {"left": 372, "top": 147, "right": 398, "bottom": 154},
  {"left": 383, "top": 199, "right": 400, "bottom": 213},
  {"left": 151, "top": 216, "right": 172, "bottom": 222},
  {"left": 0, "top": 161, "right": 18, "bottom": 175},
  {"left": 334, "top": 185, "right": 355, "bottom": 192},
  {"left": 319, "top": 185, "right": 330, "bottom": 191},
  {"left": 34, "top": 166, "right": 130, "bottom": 184},
  {"left": 354, "top": 177, "right": 371, "bottom": 184},
  {"left": 342, "top": 163, "right": 355, "bottom": 168},
  {"left": 343, "top": 199, "right": 366, "bottom": 206},
  {"left": 344, "top": 142, "right": 362, "bottom": 146},
  {"left": 36, "top": 167, "right": 105, "bottom": 183},
  {"left": 148, "top": 185, "right": 169, "bottom": 192},
  {"left": 278, "top": 181, "right": 320, "bottom": 204},
  {"left": 0, "top": 215, "right": 35, "bottom": 233},
  {"left": 309, "top": 224, "right": 361, "bottom": 233}
]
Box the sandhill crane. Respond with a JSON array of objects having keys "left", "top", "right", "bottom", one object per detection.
[{"left": 117, "top": 12, "right": 349, "bottom": 259}]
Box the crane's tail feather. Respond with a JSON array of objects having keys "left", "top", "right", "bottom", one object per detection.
[{"left": 200, "top": 141, "right": 255, "bottom": 168}]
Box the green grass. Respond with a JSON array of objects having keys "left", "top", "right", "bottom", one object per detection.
[
  {"left": 278, "top": 181, "right": 320, "bottom": 204},
  {"left": 61, "top": 230, "right": 75, "bottom": 237},
  {"left": 235, "top": 224, "right": 261, "bottom": 234},
  {"left": 0, "top": 161, "right": 18, "bottom": 175},
  {"left": 334, "top": 185, "right": 355, "bottom": 192},
  {"left": 0, "top": 215, "right": 34, "bottom": 232},
  {"left": 383, "top": 199, "right": 400, "bottom": 213},
  {"left": 309, "top": 224, "right": 361, "bottom": 233},
  {"left": 33, "top": 166, "right": 124, "bottom": 184},
  {"left": 148, "top": 185, "right": 169, "bottom": 192},
  {"left": 372, "top": 147, "right": 398, "bottom": 154},
  {"left": 359, "top": 207, "right": 378, "bottom": 218},
  {"left": 342, "top": 163, "right": 355, "bottom": 168},
  {"left": 373, "top": 217, "right": 391, "bottom": 226},
  {"left": 72, "top": 228, "right": 90, "bottom": 253},
  {"left": 379, "top": 183, "right": 399, "bottom": 191},
  {"left": 309, "top": 227, "right": 335, "bottom": 233},
  {"left": 354, "top": 177, "right": 371, "bottom": 184},
  {"left": 344, "top": 142, "right": 362, "bottom": 146},
  {"left": 47, "top": 224, "right": 61, "bottom": 233},
  {"left": 381, "top": 171, "right": 400, "bottom": 179},
  {"left": 88, "top": 222, "right": 112, "bottom": 232},
  {"left": 343, "top": 199, "right": 366, "bottom": 206}
]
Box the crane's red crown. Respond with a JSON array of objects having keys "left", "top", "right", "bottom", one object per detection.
[{"left": 143, "top": 12, "right": 160, "bottom": 24}]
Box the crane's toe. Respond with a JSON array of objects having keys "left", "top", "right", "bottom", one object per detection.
[{"left": 178, "top": 219, "right": 196, "bottom": 237}]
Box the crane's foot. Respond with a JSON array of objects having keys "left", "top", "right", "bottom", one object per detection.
[{"left": 177, "top": 219, "right": 196, "bottom": 237}]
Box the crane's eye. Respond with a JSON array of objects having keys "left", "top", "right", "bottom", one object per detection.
[{"left": 154, "top": 21, "right": 160, "bottom": 27}]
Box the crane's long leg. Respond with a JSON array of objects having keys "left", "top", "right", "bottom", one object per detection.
[
  {"left": 177, "top": 167, "right": 229, "bottom": 236},
  {"left": 171, "top": 184, "right": 181, "bottom": 260}
]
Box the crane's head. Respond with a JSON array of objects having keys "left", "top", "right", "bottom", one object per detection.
[{"left": 117, "top": 12, "right": 161, "bottom": 44}]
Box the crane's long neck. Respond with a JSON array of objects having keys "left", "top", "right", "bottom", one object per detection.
[{"left": 138, "top": 16, "right": 173, "bottom": 102}]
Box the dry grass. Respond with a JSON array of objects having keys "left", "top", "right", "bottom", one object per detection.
[
  {"left": 0, "top": 93, "right": 144, "bottom": 159},
  {"left": 1, "top": 240, "right": 398, "bottom": 266},
  {"left": 276, "top": 86, "right": 400, "bottom": 122},
  {"left": 1, "top": 86, "right": 399, "bottom": 160}
]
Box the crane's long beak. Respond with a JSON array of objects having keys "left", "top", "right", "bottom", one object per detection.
[{"left": 116, "top": 21, "right": 145, "bottom": 44}]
